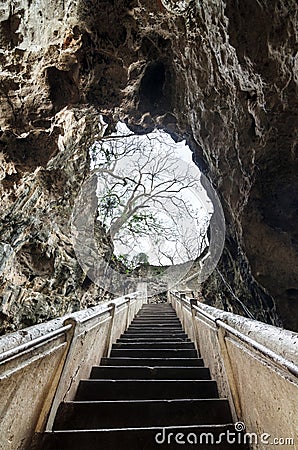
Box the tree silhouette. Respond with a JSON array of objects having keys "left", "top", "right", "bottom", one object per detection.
[{"left": 90, "top": 125, "right": 211, "bottom": 268}]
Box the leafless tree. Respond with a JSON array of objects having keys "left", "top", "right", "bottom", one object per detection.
[{"left": 90, "top": 125, "right": 211, "bottom": 267}]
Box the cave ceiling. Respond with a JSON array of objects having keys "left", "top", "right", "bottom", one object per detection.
[{"left": 0, "top": 0, "right": 297, "bottom": 332}]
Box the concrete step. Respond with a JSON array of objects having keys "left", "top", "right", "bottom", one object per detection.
[
  {"left": 75, "top": 379, "right": 218, "bottom": 400},
  {"left": 112, "top": 342, "right": 195, "bottom": 349},
  {"left": 90, "top": 366, "right": 211, "bottom": 380},
  {"left": 137, "top": 305, "right": 174, "bottom": 308},
  {"left": 136, "top": 312, "right": 176, "bottom": 316},
  {"left": 135, "top": 315, "right": 177, "bottom": 318},
  {"left": 124, "top": 329, "right": 185, "bottom": 335},
  {"left": 122, "top": 333, "right": 189, "bottom": 339},
  {"left": 131, "top": 320, "right": 181, "bottom": 325},
  {"left": 123, "top": 330, "right": 188, "bottom": 336},
  {"left": 136, "top": 312, "right": 177, "bottom": 315},
  {"left": 138, "top": 312, "right": 175, "bottom": 314},
  {"left": 53, "top": 399, "right": 233, "bottom": 430},
  {"left": 128, "top": 324, "right": 183, "bottom": 328},
  {"left": 132, "top": 317, "right": 180, "bottom": 321},
  {"left": 39, "top": 425, "right": 249, "bottom": 450},
  {"left": 140, "top": 305, "right": 172, "bottom": 308},
  {"left": 128, "top": 325, "right": 184, "bottom": 334},
  {"left": 100, "top": 357, "right": 204, "bottom": 366},
  {"left": 117, "top": 337, "right": 191, "bottom": 343},
  {"left": 136, "top": 308, "right": 177, "bottom": 318},
  {"left": 109, "top": 349, "right": 198, "bottom": 358},
  {"left": 127, "top": 328, "right": 184, "bottom": 333}
]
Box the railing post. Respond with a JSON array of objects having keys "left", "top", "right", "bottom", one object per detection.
[
  {"left": 103, "top": 303, "right": 116, "bottom": 358},
  {"left": 137, "top": 281, "right": 148, "bottom": 305},
  {"left": 180, "top": 293, "right": 186, "bottom": 328},
  {"left": 167, "top": 289, "right": 171, "bottom": 304},
  {"left": 190, "top": 298, "right": 201, "bottom": 356},
  {"left": 125, "top": 297, "right": 131, "bottom": 330},
  {"left": 45, "top": 318, "right": 77, "bottom": 431},
  {"left": 216, "top": 324, "right": 241, "bottom": 423}
]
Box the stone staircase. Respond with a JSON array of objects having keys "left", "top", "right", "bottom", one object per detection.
[{"left": 37, "top": 303, "right": 247, "bottom": 449}]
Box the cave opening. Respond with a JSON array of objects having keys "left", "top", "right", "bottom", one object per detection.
[{"left": 89, "top": 121, "right": 213, "bottom": 273}]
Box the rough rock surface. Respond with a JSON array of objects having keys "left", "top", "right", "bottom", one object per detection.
[{"left": 0, "top": 0, "right": 297, "bottom": 332}]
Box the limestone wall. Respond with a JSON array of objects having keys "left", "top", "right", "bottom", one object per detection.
[{"left": 0, "top": 0, "right": 297, "bottom": 330}]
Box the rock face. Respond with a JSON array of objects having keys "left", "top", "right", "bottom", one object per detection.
[{"left": 0, "top": 0, "right": 297, "bottom": 332}]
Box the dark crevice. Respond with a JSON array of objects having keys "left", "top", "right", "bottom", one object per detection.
[
  {"left": 47, "top": 66, "right": 80, "bottom": 111},
  {"left": 285, "top": 289, "right": 298, "bottom": 300},
  {"left": 139, "top": 61, "right": 168, "bottom": 114}
]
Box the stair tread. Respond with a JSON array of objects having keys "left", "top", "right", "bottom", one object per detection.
[
  {"left": 53, "top": 398, "right": 233, "bottom": 429},
  {"left": 75, "top": 379, "right": 219, "bottom": 400},
  {"left": 117, "top": 338, "right": 191, "bottom": 341},
  {"left": 101, "top": 357, "right": 204, "bottom": 366},
  {"left": 38, "top": 425, "right": 249, "bottom": 450},
  {"left": 54, "top": 399, "right": 230, "bottom": 406},
  {"left": 110, "top": 349, "right": 198, "bottom": 358},
  {"left": 90, "top": 366, "right": 211, "bottom": 380},
  {"left": 128, "top": 326, "right": 183, "bottom": 328},
  {"left": 112, "top": 342, "right": 195, "bottom": 349},
  {"left": 123, "top": 333, "right": 188, "bottom": 336}
]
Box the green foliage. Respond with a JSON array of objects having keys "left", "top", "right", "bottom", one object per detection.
[
  {"left": 124, "top": 212, "right": 163, "bottom": 236},
  {"left": 116, "top": 254, "right": 135, "bottom": 273},
  {"left": 133, "top": 252, "right": 149, "bottom": 266},
  {"left": 98, "top": 191, "right": 121, "bottom": 218},
  {"left": 115, "top": 252, "right": 150, "bottom": 273}
]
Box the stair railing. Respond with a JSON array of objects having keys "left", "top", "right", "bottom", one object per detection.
[
  {"left": 45, "top": 288, "right": 146, "bottom": 430},
  {"left": 0, "top": 286, "right": 146, "bottom": 450},
  {"left": 169, "top": 290, "right": 298, "bottom": 449}
]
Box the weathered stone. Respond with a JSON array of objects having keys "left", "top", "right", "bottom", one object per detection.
[{"left": 0, "top": 0, "right": 297, "bottom": 331}]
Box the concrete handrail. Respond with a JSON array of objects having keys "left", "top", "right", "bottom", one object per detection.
[
  {"left": 0, "top": 292, "right": 141, "bottom": 358},
  {"left": 0, "top": 324, "right": 72, "bottom": 364},
  {"left": 170, "top": 290, "right": 298, "bottom": 369},
  {"left": 0, "top": 288, "right": 146, "bottom": 450},
  {"left": 214, "top": 318, "right": 298, "bottom": 377},
  {"left": 172, "top": 291, "right": 298, "bottom": 377},
  {"left": 169, "top": 290, "right": 298, "bottom": 449}
]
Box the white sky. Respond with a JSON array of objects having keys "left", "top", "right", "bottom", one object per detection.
[{"left": 92, "top": 121, "right": 212, "bottom": 266}]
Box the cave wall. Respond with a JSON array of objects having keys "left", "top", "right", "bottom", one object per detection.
[{"left": 0, "top": 0, "right": 297, "bottom": 332}]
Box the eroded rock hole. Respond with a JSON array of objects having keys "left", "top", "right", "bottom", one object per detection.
[
  {"left": 0, "top": 12, "right": 23, "bottom": 49},
  {"left": 47, "top": 66, "right": 80, "bottom": 110},
  {"left": 139, "top": 62, "right": 166, "bottom": 112},
  {"left": 17, "top": 243, "right": 55, "bottom": 277}
]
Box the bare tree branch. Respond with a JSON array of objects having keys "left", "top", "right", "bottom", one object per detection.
[{"left": 92, "top": 124, "right": 211, "bottom": 268}]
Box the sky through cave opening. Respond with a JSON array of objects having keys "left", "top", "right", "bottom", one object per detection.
[{"left": 89, "top": 121, "right": 213, "bottom": 271}]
